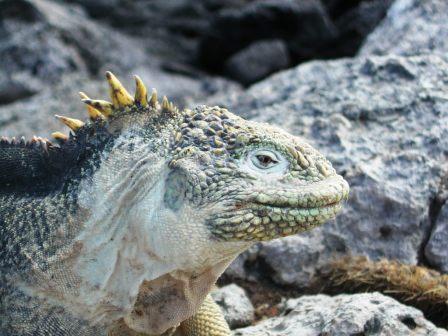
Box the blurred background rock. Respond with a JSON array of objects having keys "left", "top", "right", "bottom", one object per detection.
[{"left": 1, "top": 0, "right": 447, "bottom": 334}]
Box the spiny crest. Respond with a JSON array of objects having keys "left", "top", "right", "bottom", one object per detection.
[
  {"left": 0, "top": 135, "right": 53, "bottom": 152},
  {"left": 78, "top": 92, "right": 105, "bottom": 121},
  {"left": 134, "top": 75, "right": 148, "bottom": 107},
  {"left": 52, "top": 72, "right": 179, "bottom": 142},
  {"left": 0, "top": 135, "right": 59, "bottom": 184}
]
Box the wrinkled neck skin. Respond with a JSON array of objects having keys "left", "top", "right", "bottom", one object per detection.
[{"left": 55, "top": 126, "right": 250, "bottom": 332}]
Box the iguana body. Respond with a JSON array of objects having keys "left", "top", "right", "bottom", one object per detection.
[{"left": 0, "top": 73, "right": 349, "bottom": 335}]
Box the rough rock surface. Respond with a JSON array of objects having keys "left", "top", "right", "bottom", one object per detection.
[
  {"left": 212, "top": 284, "right": 255, "bottom": 329},
  {"left": 212, "top": 54, "right": 448, "bottom": 286},
  {"left": 328, "top": 0, "right": 393, "bottom": 56},
  {"left": 360, "top": 0, "right": 448, "bottom": 57},
  {"left": 0, "top": 0, "right": 148, "bottom": 100},
  {"left": 425, "top": 202, "right": 448, "bottom": 273},
  {"left": 233, "top": 293, "right": 448, "bottom": 336},
  {"left": 258, "top": 234, "right": 323, "bottom": 288},
  {"left": 224, "top": 39, "right": 291, "bottom": 86}
]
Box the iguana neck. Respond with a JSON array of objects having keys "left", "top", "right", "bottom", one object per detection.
[
  {"left": 0, "top": 129, "right": 116, "bottom": 274},
  {"left": 0, "top": 182, "right": 82, "bottom": 274}
]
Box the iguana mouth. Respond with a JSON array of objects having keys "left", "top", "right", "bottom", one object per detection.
[
  {"left": 209, "top": 176, "right": 349, "bottom": 241},
  {"left": 251, "top": 175, "right": 349, "bottom": 209},
  {"left": 210, "top": 202, "right": 345, "bottom": 241}
]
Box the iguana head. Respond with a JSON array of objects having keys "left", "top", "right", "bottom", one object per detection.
[
  {"left": 168, "top": 105, "right": 349, "bottom": 242},
  {"left": 45, "top": 72, "right": 348, "bottom": 248}
]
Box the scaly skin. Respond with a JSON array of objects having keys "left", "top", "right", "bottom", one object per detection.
[
  {"left": 179, "top": 294, "right": 231, "bottom": 335},
  {"left": 0, "top": 73, "right": 349, "bottom": 336}
]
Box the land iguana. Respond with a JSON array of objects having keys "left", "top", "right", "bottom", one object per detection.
[{"left": 0, "top": 72, "right": 349, "bottom": 335}]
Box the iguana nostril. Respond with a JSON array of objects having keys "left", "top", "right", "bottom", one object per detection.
[{"left": 317, "top": 162, "right": 332, "bottom": 177}]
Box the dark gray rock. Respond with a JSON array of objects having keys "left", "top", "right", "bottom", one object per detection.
[
  {"left": 425, "top": 202, "right": 448, "bottom": 273},
  {"left": 213, "top": 54, "right": 448, "bottom": 286},
  {"left": 60, "top": 0, "right": 233, "bottom": 34},
  {"left": 223, "top": 245, "right": 260, "bottom": 281},
  {"left": 224, "top": 39, "right": 291, "bottom": 86},
  {"left": 0, "top": 73, "right": 41, "bottom": 105},
  {"left": 0, "top": 0, "right": 149, "bottom": 103},
  {"left": 0, "top": 74, "right": 106, "bottom": 138},
  {"left": 233, "top": 293, "right": 448, "bottom": 336},
  {"left": 212, "top": 284, "right": 254, "bottom": 329},
  {"left": 199, "top": 0, "right": 336, "bottom": 72},
  {"left": 326, "top": 0, "right": 393, "bottom": 56},
  {"left": 360, "top": 0, "right": 448, "bottom": 57},
  {"left": 258, "top": 233, "right": 323, "bottom": 288},
  {"left": 0, "top": 0, "right": 84, "bottom": 101}
]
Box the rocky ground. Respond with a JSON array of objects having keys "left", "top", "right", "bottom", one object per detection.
[{"left": 1, "top": 0, "right": 447, "bottom": 335}]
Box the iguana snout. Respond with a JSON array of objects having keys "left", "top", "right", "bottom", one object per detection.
[{"left": 208, "top": 175, "right": 349, "bottom": 241}]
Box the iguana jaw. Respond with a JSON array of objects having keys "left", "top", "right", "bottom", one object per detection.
[{"left": 208, "top": 175, "right": 349, "bottom": 241}]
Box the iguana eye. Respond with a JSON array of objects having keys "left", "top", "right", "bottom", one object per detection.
[
  {"left": 240, "top": 149, "right": 289, "bottom": 176},
  {"left": 253, "top": 151, "right": 279, "bottom": 169}
]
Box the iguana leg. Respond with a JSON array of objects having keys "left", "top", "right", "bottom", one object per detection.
[
  {"left": 178, "top": 294, "right": 231, "bottom": 336},
  {"left": 108, "top": 294, "right": 230, "bottom": 336}
]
